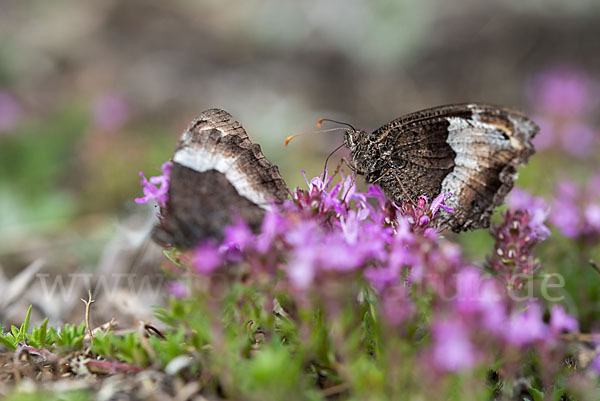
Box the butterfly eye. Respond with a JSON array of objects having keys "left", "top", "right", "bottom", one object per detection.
[
  {"left": 343, "top": 129, "right": 355, "bottom": 147},
  {"left": 347, "top": 129, "right": 362, "bottom": 148}
]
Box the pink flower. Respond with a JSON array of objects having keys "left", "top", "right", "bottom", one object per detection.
[
  {"left": 559, "top": 121, "right": 597, "bottom": 158},
  {"left": 487, "top": 201, "right": 548, "bottom": 288},
  {"left": 365, "top": 246, "right": 413, "bottom": 290},
  {"left": 550, "top": 176, "right": 600, "bottom": 242},
  {"left": 527, "top": 66, "right": 596, "bottom": 117},
  {"left": 367, "top": 185, "right": 388, "bottom": 208},
  {"left": 526, "top": 66, "right": 599, "bottom": 156},
  {"left": 476, "top": 282, "right": 506, "bottom": 333},
  {"left": 288, "top": 254, "right": 316, "bottom": 290},
  {"left": 590, "top": 353, "right": 600, "bottom": 373},
  {"left": 504, "top": 304, "right": 548, "bottom": 346},
  {"left": 166, "top": 280, "right": 189, "bottom": 298},
  {"left": 430, "top": 192, "right": 454, "bottom": 217},
  {"left": 432, "top": 318, "right": 476, "bottom": 371},
  {"left": 135, "top": 161, "right": 172, "bottom": 208},
  {"left": 256, "top": 209, "right": 287, "bottom": 253},
  {"left": 302, "top": 169, "right": 331, "bottom": 194},
  {"left": 193, "top": 242, "right": 222, "bottom": 274},
  {"left": 454, "top": 267, "right": 484, "bottom": 315},
  {"left": 551, "top": 181, "right": 581, "bottom": 238},
  {"left": 585, "top": 204, "right": 600, "bottom": 231},
  {"left": 530, "top": 114, "right": 555, "bottom": 150},
  {"left": 508, "top": 188, "right": 551, "bottom": 240},
  {"left": 400, "top": 192, "right": 454, "bottom": 233},
  {"left": 223, "top": 218, "right": 254, "bottom": 250},
  {"left": 549, "top": 305, "right": 579, "bottom": 334},
  {"left": 381, "top": 285, "right": 414, "bottom": 325}
]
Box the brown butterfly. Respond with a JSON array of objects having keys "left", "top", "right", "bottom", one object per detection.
[
  {"left": 343, "top": 103, "right": 539, "bottom": 231},
  {"left": 152, "top": 109, "right": 288, "bottom": 249}
]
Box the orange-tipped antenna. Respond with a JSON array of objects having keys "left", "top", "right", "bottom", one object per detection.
[
  {"left": 284, "top": 127, "right": 346, "bottom": 146},
  {"left": 317, "top": 118, "right": 356, "bottom": 132}
]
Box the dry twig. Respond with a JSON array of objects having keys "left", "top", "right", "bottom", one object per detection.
[{"left": 81, "top": 290, "right": 96, "bottom": 344}]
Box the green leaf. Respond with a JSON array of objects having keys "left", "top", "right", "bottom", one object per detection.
[
  {"left": 39, "top": 318, "right": 48, "bottom": 347},
  {"left": 528, "top": 387, "right": 544, "bottom": 401},
  {"left": 51, "top": 322, "right": 86, "bottom": 351},
  {"left": 162, "top": 250, "right": 183, "bottom": 267},
  {"left": 27, "top": 318, "right": 50, "bottom": 349},
  {"left": 0, "top": 333, "right": 16, "bottom": 350},
  {"left": 20, "top": 305, "right": 33, "bottom": 341}
]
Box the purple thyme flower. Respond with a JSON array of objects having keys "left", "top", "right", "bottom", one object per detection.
[
  {"left": 135, "top": 161, "right": 172, "bottom": 208},
  {"left": 223, "top": 218, "right": 255, "bottom": 250},
  {"left": 527, "top": 65, "right": 597, "bottom": 117},
  {"left": 285, "top": 220, "right": 321, "bottom": 289},
  {"left": 430, "top": 192, "right": 455, "bottom": 217},
  {"left": 550, "top": 174, "right": 600, "bottom": 243},
  {"left": 559, "top": 121, "right": 597, "bottom": 158},
  {"left": 551, "top": 181, "right": 581, "bottom": 238},
  {"left": 504, "top": 303, "right": 548, "bottom": 346},
  {"left": 590, "top": 353, "right": 600, "bottom": 374},
  {"left": 508, "top": 188, "right": 551, "bottom": 240},
  {"left": 302, "top": 169, "right": 331, "bottom": 194},
  {"left": 193, "top": 242, "right": 222, "bottom": 274},
  {"left": 154, "top": 168, "right": 580, "bottom": 377},
  {"left": 526, "top": 65, "right": 599, "bottom": 156},
  {"left": 549, "top": 305, "right": 579, "bottom": 334},
  {"left": 432, "top": 318, "right": 476, "bottom": 371},
  {"left": 477, "top": 281, "right": 507, "bottom": 333},
  {"left": 487, "top": 199, "right": 548, "bottom": 288},
  {"left": 400, "top": 192, "right": 454, "bottom": 234},
  {"left": 381, "top": 285, "right": 414, "bottom": 325},
  {"left": 166, "top": 280, "right": 189, "bottom": 299},
  {"left": 455, "top": 267, "right": 491, "bottom": 315},
  {"left": 288, "top": 253, "right": 317, "bottom": 290}
]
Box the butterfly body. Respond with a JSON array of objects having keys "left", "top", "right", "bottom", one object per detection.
[{"left": 344, "top": 104, "right": 539, "bottom": 231}]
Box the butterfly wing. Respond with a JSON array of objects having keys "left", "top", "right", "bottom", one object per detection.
[
  {"left": 367, "top": 104, "right": 538, "bottom": 231},
  {"left": 152, "top": 109, "right": 288, "bottom": 248}
]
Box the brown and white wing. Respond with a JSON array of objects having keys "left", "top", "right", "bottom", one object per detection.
[
  {"left": 152, "top": 109, "right": 288, "bottom": 249},
  {"left": 373, "top": 104, "right": 538, "bottom": 231}
]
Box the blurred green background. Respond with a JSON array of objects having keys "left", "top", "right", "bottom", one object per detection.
[{"left": 1, "top": 0, "right": 600, "bottom": 325}]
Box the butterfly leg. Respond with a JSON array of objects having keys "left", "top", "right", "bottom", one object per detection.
[
  {"left": 393, "top": 171, "right": 418, "bottom": 206},
  {"left": 341, "top": 174, "right": 359, "bottom": 204},
  {"left": 328, "top": 157, "right": 356, "bottom": 180},
  {"left": 372, "top": 167, "right": 393, "bottom": 184}
]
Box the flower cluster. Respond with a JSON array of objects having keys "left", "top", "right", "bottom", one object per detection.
[
  {"left": 550, "top": 174, "right": 600, "bottom": 243},
  {"left": 146, "top": 170, "right": 578, "bottom": 374},
  {"left": 526, "top": 65, "right": 599, "bottom": 156},
  {"left": 400, "top": 192, "right": 454, "bottom": 234},
  {"left": 486, "top": 189, "right": 551, "bottom": 289},
  {"left": 136, "top": 163, "right": 579, "bottom": 376},
  {"left": 428, "top": 265, "right": 577, "bottom": 372}
]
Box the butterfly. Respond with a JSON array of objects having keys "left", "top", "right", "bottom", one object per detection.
[
  {"left": 343, "top": 103, "right": 539, "bottom": 231},
  {"left": 152, "top": 109, "right": 288, "bottom": 249}
]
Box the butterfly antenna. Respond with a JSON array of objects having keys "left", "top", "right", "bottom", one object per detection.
[
  {"left": 284, "top": 127, "right": 346, "bottom": 146},
  {"left": 317, "top": 118, "right": 357, "bottom": 132},
  {"left": 323, "top": 143, "right": 346, "bottom": 177}
]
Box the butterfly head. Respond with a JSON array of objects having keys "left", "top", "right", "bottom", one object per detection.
[
  {"left": 344, "top": 128, "right": 369, "bottom": 152},
  {"left": 343, "top": 128, "right": 367, "bottom": 151}
]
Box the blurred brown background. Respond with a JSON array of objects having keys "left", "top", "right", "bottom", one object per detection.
[{"left": 1, "top": 0, "right": 599, "bottom": 326}]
